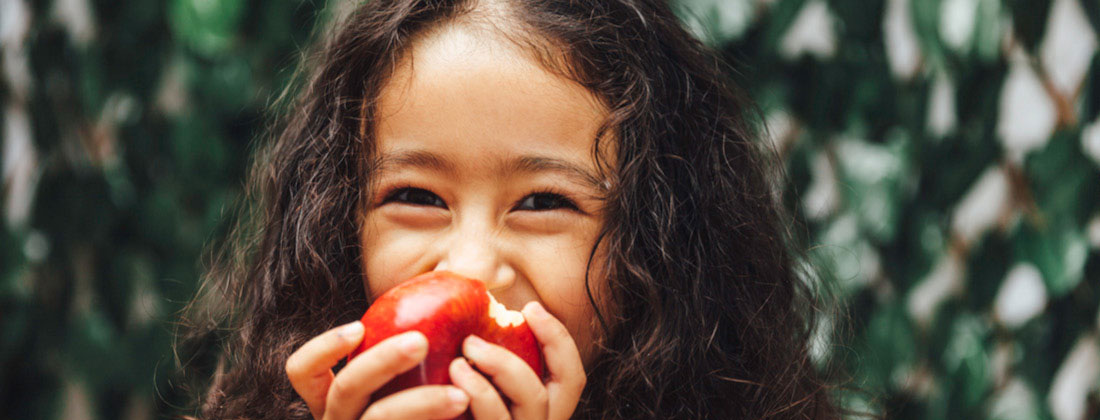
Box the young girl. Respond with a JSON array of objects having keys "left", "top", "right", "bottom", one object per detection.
[{"left": 177, "top": 0, "right": 839, "bottom": 418}]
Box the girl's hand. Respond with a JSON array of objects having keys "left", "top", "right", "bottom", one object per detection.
[
  {"left": 448, "top": 301, "right": 586, "bottom": 420},
  {"left": 285, "top": 323, "right": 470, "bottom": 420}
]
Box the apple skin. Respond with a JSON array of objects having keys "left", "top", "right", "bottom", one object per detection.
[{"left": 349, "top": 271, "right": 544, "bottom": 413}]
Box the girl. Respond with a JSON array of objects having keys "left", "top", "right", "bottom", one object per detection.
[{"left": 177, "top": 0, "right": 840, "bottom": 418}]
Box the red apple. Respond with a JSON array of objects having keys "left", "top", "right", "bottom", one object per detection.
[{"left": 349, "top": 271, "right": 544, "bottom": 414}]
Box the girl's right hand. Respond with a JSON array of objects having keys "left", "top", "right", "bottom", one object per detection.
[{"left": 285, "top": 322, "right": 471, "bottom": 420}]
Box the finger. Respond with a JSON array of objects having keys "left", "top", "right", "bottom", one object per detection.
[
  {"left": 323, "top": 331, "right": 428, "bottom": 420},
  {"left": 522, "top": 301, "right": 586, "bottom": 420},
  {"left": 449, "top": 358, "right": 511, "bottom": 419},
  {"left": 463, "top": 335, "right": 546, "bottom": 419},
  {"left": 358, "top": 385, "right": 469, "bottom": 420},
  {"left": 286, "top": 321, "right": 366, "bottom": 419}
]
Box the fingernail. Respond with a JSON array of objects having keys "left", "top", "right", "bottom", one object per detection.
[
  {"left": 453, "top": 358, "right": 473, "bottom": 374},
  {"left": 465, "top": 335, "right": 487, "bottom": 358},
  {"left": 468, "top": 335, "right": 487, "bottom": 348},
  {"left": 527, "top": 301, "right": 549, "bottom": 318},
  {"left": 400, "top": 332, "right": 427, "bottom": 353},
  {"left": 338, "top": 322, "right": 364, "bottom": 340},
  {"left": 448, "top": 387, "right": 468, "bottom": 407}
]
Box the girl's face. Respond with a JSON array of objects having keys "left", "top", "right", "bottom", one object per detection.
[{"left": 360, "top": 25, "right": 613, "bottom": 365}]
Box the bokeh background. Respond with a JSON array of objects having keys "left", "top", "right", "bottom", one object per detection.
[{"left": 2, "top": 0, "right": 1099, "bottom": 418}]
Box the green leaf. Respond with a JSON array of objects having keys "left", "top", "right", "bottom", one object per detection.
[
  {"left": 760, "top": 0, "right": 810, "bottom": 53},
  {"left": 860, "top": 303, "right": 918, "bottom": 391},
  {"left": 972, "top": 0, "right": 1007, "bottom": 62},
  {"left": 939, "top": 314, "right": 992, "bottom": 411},
  {"left": 1012, "top": 221, "right": 1089, "bottom": 297},
  {"left": 1025, "top": 129, "right": 1100, "bottom": 228},
  {"left": 673, "top": 0, "right": 758, "bottom": 46},
  {"left": 169, "top": 0, "right": 247, "bottom": 57},
  {"left": 963, "top": 232, "right": 1012, "bottom": 310},
  {"left": 833, "top": 132, "right": 913, "bottom": 242},
  {"left": 1005, "top": 0, "right": 1053, "bottom": 52}
]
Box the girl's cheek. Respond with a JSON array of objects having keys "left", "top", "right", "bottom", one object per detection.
[
  {"left": 521, "top": 229, "right": 611, "bottom": 365},
  {"left": 361, "top": 213, "right": 446, "bottom": 295}
]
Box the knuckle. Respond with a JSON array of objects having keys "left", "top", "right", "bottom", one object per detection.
[
  {"left": 384, "top": 341, "right": 422, "bottom": 365},
  {"left": 359, "top": 404, "right": 389, "bottom": 420},
  {"left": 468, "top": 376, "right": 496, "bottom": 396},
  {"left": 548, "top": 325, "right": 572, "bottom": 344},
  {"left": 469, "top": 359, "right": 497, "bottom": 377},
  {"left": 533, "top": 387, "right": 550, "bottom": 407},
  {"left": 459, "top": 371, "right": 495, "bottom": 398},
  {"left": 484, "top": 341, "right": 508, "bottom": 356},
  {"left": 387, "top": 356, "right": 420, "bottom": 376},
  {"left": 505, "top": 360, "right": 531, "bottom": 379},
  {"left": 394, "top": 347, "right": 420, "bottom": 364},
  {"left": 328, "top": 375, "right": 356, "bottom": 401},
  {"left": 567, "top": 366, "right": 587, "bottom": 391},
  {"left": 284, "top": 354, "right": 304, "bottom": 379}
]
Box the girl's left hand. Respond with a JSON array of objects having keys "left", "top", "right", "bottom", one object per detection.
[{"left": 447, "top": 301, "right": 586, "bottom": 420}]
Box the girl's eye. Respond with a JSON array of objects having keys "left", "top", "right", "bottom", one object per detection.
[
  {"left": 383, "top": 187, "right": 446, "bottom": 208},
  {"left": 515, "top": 192, "right": 578, "bottom": 211}
]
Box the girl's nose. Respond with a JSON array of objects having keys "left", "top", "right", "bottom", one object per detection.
[{"left": 432, "top": 226, "right": 516, "bottom": 292}]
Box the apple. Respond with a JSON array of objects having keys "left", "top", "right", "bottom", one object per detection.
[{"left": 349, "top": 271, "right": 544, "bottom": 412}]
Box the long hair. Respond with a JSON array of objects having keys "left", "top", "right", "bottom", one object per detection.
[{"left": 175, "top": 0, "right": 840, "bottom": 418}]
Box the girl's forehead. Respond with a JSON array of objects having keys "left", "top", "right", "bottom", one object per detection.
[
  {"left": 371, "top": 24, "right": 614, "bottom": 169},
  {"left": 380, "top": 24, "right": 603, "bottom": 117}
]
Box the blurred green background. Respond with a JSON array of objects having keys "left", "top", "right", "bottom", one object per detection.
[{"left": 2, "top": 0, "right": 1099, "bottom": 418}]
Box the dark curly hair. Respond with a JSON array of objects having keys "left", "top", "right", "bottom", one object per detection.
[{"left": 174, "top": 0, "right": 842, "bottom": 418}]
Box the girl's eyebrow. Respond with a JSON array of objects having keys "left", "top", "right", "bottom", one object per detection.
[
  {"left": 509, "top": 155, "right": 605, "bottom": 190},
  {"left": 374, "top": 149, "right": 453, "bottom": 174},
  {"left": 373, "top": 149, "right": 606, "bottom": 190}
]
